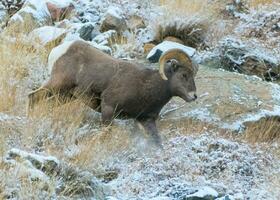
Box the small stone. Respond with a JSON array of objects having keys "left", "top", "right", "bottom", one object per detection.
[{"left": 79, "top": 23, "right": 95, "bottom": 41}]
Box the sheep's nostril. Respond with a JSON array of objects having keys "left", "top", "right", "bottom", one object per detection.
[{"left": 194, "top": 94, "right": 197, "bottom": 99}]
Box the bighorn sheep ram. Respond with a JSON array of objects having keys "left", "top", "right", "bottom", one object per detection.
[{"left": 28, "top": 40, "right": 198, "bottom": 146}]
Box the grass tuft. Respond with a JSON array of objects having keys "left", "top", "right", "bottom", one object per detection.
[{"left": 243, "top": 116, "right": 280, "bottom": 143}]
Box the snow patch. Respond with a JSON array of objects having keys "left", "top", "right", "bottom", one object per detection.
[
  {"left": 105, "top": 6, "right": 123, "bottom": 19},
  {"left": 147, "top": 41, "right": 196, "bottom": 62},
  {"left": 185, "top": 186, "right": 219, "bottom": 199},
  {"left": 29, "top": 26, "right": 67, "bottom": 45},
  {"left": 8, "top": 148, "right": 59, "bottom": 165}
]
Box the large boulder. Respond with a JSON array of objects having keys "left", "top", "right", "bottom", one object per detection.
[
  {"left": 146, "top": 41, "right": 196, "bottom": 63},
  {"left": 7, "top": 0, "right": 52, "bottom": 33},
  {"left": 100, "top": 6, "right": 127, "bottom": 33},
  {"left": 28, "top": 26, "right": 67, "bottom": 49},
  {"left": 46, "top": 0, "right": 74, "bottom": 22},
  {"left": 5, "top": 0, "right": 74, "bottom": 33},
  {"left": 160, "top": 65, "right": 280, "bottom": 134},
  {"left": 217, "top": 37, "right": 280, "bottom": 81}
]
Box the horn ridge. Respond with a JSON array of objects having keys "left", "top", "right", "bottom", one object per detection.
[{"left": 159, "top": 49, "right": 194, "bottom": 80}]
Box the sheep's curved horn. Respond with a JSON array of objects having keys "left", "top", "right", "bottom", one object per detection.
[{"left": 159, "top": 49, "right": 196, "bottom": 80}]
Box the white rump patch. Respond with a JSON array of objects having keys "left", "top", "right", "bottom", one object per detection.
[{"left": 47, "top": 40, "right": 76, "bottom": 74}]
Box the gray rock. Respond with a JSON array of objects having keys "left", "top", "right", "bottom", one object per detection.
[
  {"left": 7, "top": 0, "right": 52, "bottom": 33},
  {"left": 0, "top": 5, "right": 8, "bottom": 29},
  {"left": 1, "top": 0, "right": 26, "bottom": 16},
  {"left": 100, "top": 6, "right": 127, "bottom": 33},
  {"left": 79, "top": 23, "right": 95, "bottom": 41},
  {"left": 217, "top": 37, "right": 280, "bottom": 81}
]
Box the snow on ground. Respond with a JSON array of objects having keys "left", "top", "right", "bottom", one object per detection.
[
  {"left": 29, "top": 26, "right": 67, "bottom": 45},
  {"left": 104, "top": 133, "right": 280, "bottom": 200}
]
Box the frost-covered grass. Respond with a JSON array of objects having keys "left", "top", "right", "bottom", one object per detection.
[{"left": 0, "top": 35, "right": 46, "bottom": 113}]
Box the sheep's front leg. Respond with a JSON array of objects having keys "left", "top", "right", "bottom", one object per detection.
[{"left": 137, "top": 119, "right": 163, "bottom": 147}]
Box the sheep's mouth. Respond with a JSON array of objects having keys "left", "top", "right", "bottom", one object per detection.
[{"left": 179, "top": 91, "right": 197, "bottom": 102}]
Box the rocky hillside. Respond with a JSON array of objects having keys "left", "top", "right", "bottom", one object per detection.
[{"left": 0, "top": 0, "right": 280, "bottom": 199}]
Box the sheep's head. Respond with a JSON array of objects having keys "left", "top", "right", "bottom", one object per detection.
[{"left": 159, "top": 49, "right": 198, "bottom": 102}]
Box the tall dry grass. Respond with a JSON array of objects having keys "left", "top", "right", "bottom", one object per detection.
[
  {"left": 243, "top": 116, "right": 280, "bottom": 143},
  {"left": 0, "top": 34, "right": 94, "bottom": 198},
  {"left": 154, "top": 0, "right": 232, "bottom": 49},
  {"left": 0, "top": 33, "right": 48, "bottom": 113},
  {"left": 159, "top": 0, "right": 212, "bottom": 15}
]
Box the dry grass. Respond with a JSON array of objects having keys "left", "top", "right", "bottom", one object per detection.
[
  {"left": 243, "top": 116, "right": 280, "bottom": 143},
  {"left": 152, "top": 0, "right": 221, "bottom": 49},
  {"left": 5, "top": 15, "right": 44, "bottom": 35},
  {"left": 0, "top": 33, "right": 48, "bottom": 113},
  {"left": 248, "top": 0, "right": 275, "bottom": 7},
  {"left": 159, "top": 0, "right": 211, "bottom": 16}
]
